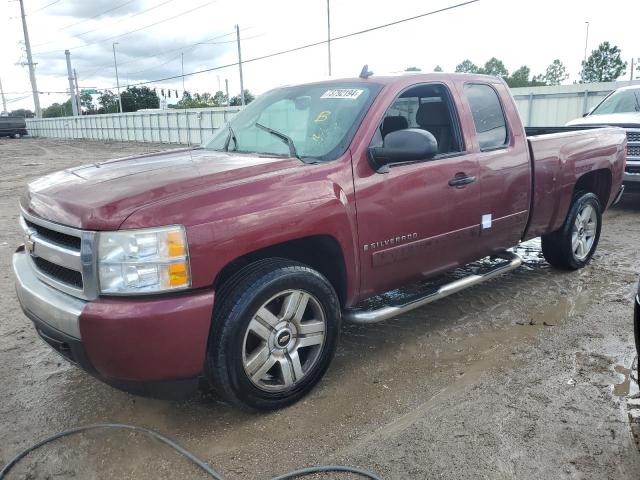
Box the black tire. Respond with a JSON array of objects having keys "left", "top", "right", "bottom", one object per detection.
[
  {"left": 541, "top": 192, "right": 602, "bottom": 270},
  {"left": 205, "top": 258, "right": 341, "bottom": 410}
]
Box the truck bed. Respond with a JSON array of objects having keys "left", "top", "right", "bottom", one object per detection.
[
  {"left": 525, "top": 125, "right": 605, "bottom": 137},
  {"left": 523, "top": 127, "right": 627, "bottom": 241}
]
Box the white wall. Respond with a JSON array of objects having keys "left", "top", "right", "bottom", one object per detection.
[
  {"left": 511, "top": 80, "right": 640, "bottom": 127},
  {"left": 26, "top": 107, "right": 240, "bottom": 145}
]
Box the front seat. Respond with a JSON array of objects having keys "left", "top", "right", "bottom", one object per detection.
[
  {"left": 416, "top": 102, "right": 452, "bottom": 154},
  {"left": 381, "top": 115, "right": 408, "bottom": 139}
]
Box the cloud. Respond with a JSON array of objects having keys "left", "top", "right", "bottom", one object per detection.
[{"left": 46, "top": 0, "right": 140, "bottom": 19}]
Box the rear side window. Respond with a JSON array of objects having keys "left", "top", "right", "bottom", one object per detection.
[{"left": 463, "top": 84, "right": 508, "bottom": 150}]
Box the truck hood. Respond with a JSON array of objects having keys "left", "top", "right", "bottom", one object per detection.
[
  {"left": 21, "top": 148, "right": 298, "bottom": 230},
  {"left": 566, "top": 112, "right": 640, "bottom": 127}
]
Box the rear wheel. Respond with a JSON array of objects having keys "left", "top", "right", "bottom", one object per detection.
[
  {"left": 541, "top": 192, "right": 602, "bottom": 270},
  {"left": 206, "top": 259, "right": 341, "bottom": 410}
]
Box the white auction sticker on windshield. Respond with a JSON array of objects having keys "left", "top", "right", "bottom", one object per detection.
[{"left": 320, "top": 89, "right": 364, "bottom": 99}]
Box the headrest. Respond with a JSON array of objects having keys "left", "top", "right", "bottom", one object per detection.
[
  {"left": 416, "top": 101, "right": 449, "bottom": 127},
  {"left": 381, "top": 115, "right": 409, "bottom": 137}
]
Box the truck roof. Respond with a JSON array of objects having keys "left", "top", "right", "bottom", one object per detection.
[{"left": 281, "top": 72, "right": 505, "bottom": 88}]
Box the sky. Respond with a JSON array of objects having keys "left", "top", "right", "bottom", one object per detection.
[{"left": 0, "top": 0, "right": 638, "bottom": 113}]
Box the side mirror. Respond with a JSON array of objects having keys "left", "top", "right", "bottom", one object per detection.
[{"left": 369, "top": 128, "right": 438, "bottom": 173}]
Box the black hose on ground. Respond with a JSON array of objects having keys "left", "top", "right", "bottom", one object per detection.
[{"left": 0, "top": 423, "right": 382, "bottom": 480}]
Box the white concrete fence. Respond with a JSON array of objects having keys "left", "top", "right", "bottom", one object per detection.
[
  {"left": 511, "top": 80, "right": 639, "bottom": 127},
  {"left": 26, "top": 107, "right": 240, "bottom": 145},
  {"left": 25, "top": 80, "right": 640, "bottom": 144}
]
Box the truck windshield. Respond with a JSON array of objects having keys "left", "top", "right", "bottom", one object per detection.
[
  {"left": 590, "top": 88, "right": 640, "bottom": 115},
  {"left": 203, "top": 82, "right": 381, "bottom": 161}
]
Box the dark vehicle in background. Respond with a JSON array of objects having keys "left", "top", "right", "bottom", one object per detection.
[
  {"left": 0, "top": 115, "right": 28, "bottom": 138},
  {"left": 567, "top": 85, "right": 640, "bottom": 189}
]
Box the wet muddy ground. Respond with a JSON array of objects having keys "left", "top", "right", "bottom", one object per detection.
[{"left": 1, "top": 138, "right": 640, "bottom": 479}]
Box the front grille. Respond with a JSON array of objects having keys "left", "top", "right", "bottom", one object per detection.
[
  {"left": 32, "top": 257, "right": 83, "bottom": 289},
  {"left": 20, "top": 211, "right": 96, "bottom": 299},
  {"left": 25, "top": 219, "right": 81, "bottom": 250},
  {"left": 628, "top": 145, "right": 640, "bottom": 157},
  {"left": 627, "top": 131, "right": 640, "bottom": 143}
]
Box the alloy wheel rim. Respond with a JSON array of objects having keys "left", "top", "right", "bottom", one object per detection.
[
  {"left": 571, "top": 204, "right": 597, "bottom": 261},
  {"left": 242, "top": 289, "right": 326, "bottom": 392}
]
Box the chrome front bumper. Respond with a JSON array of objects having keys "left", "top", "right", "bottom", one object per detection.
[{"left": 13, "top": 249, "right": 87, "bottom": 339}]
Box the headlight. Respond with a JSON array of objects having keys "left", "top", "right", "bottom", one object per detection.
[{"left": 98, "top": 225, "right": 191, "bottom": 295}]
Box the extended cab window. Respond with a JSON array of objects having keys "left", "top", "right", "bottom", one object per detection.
[
  {"left": 373, "top": 83, "right": 462, "bottom": 156},
  {"left": 463, "top": 83, "right": 508, "bottom": 150}
]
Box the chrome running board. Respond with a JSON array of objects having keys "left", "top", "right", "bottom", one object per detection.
[{"left": 343, "top": 251, "right": 522, "bottom": 324}]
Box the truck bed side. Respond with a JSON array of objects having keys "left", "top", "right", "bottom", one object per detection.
[{"left": 523, "top": 127, "right": 626, "bottom": 241}]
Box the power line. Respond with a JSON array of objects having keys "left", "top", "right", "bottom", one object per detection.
[
  {"left": 122, "top": 35, "right": 261, "bottom": 79},
  {"left": 103, "top": 0, "right": 480, "bottom": 90},
  {"left": 32, "top": 0, "right": 178, "bottom": 48},
  {"left": 55, "top": 0, "right": 137, "bottom": 32},
  {"left": 79, "top": 30, "right": 238, "bottom": 78},
  {"left": 28, "top": 0, "right": 61, "bottom": 15},
  {"left": 33, "top": 0, "right": 218, "bottom": 55}
]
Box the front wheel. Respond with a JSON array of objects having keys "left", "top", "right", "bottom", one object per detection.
[
  {"left": 206, "top": 259, "right": 341, "bottom": 410},
  {"left": 541, "top": 192, "right": 602, "bottom": 270}
]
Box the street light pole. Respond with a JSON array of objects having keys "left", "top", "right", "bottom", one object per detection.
[
  {"left": 73, "top": 69, "right": 81, "bottom": 115},
  {"left": 112, "top": 42, "right": 123, "bottom": 113},
  {"left": 327, "top": 0, "right": 332, "bottom": 76},
  {"left": 181, "top": 52, "right": 186, "bottom": 93},
  {"left": 583, "top": 21, "right": 590, "bottom": 68}
]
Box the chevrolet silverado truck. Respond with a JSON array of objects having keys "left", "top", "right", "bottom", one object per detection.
[
  {"left": 566, "top": 85, "right": 640, "bottom": 189},
  {"left": 13, "top": 73, "right": 626, "bottom": 410}
]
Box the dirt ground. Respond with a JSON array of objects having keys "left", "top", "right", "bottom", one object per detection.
[{"left": 1, "top": 137, "right": 640, "bottom": 480}]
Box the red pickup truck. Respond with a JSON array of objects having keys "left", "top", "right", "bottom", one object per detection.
[{"left": 13, "top": 73, "right": 626, "bottom": 410}]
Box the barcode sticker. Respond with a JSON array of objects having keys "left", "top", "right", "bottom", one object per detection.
[{"left": 320, "top": 89, "right": 364, "bottom": 99}]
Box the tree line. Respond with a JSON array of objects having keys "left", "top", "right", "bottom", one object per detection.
[
  {"left": 440, "top": 41, "right": 629, "bottom": 87},
  {"left": 31, "top": 86, "right": 255, "bottom": 118}
]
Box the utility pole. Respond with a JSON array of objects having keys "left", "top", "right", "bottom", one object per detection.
[
  {"left": 65, "top": 50, "right": 78, "bottom": 116},
  {"left": 73, "top": 69, "right": 81, "bottom": 115},
  {"left": 327, "top": 0, "right": 332, "bottom": 76},
  {"left": 225, "top": 78, "right": 229, "bottom": 106},
  {"left": 235, "top": 25, "right": 245, "bottom": 106},
  {"left": 0, "top": 77, "right": 7, "bottom": 113},
  {"left": 18, "top": 0, "right": 41, "bottom": 117},
  {"left": 631, "top": 58, "right": 636, "bottom": 82},
  {"left": 112, "top": 42, "right": 123, "bottom": 113}
]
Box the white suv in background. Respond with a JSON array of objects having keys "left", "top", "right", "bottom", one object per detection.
[{"left": 567, "top": 85, "right": 640, "bottom": 188}]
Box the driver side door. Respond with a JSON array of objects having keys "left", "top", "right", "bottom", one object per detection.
[{"left": 353, "top": 82, "right": 484, "bottom": 298}]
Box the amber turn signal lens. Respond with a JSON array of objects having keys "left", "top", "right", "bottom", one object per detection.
[
  {"left": 169, "top": 262, "right": 189, "bottom": 287},
  {"left": 167, "top": 230, "right": 186, "bottom": 257}
]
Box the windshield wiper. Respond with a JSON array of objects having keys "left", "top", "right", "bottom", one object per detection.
[
  {"left": 255, "top": 122, "right": 299, "bottom": 159},
  {"left": 224, "top": 124, "right": 237, "bottom": 151}
]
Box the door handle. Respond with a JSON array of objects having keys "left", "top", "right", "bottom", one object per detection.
[{"left": 448, "top": 175, "right": 476, "bottom": 187}]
